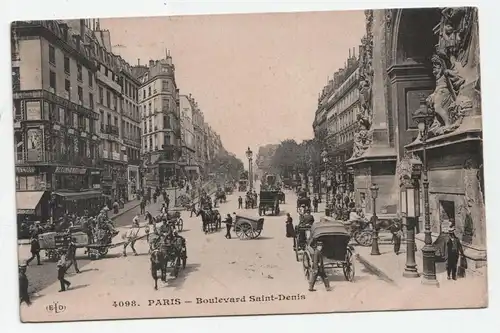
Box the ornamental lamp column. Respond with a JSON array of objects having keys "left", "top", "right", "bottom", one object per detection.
[
  {"left": 245, "top": 147, "right": 253, "bottom": 191},
  {"left": 370, "top": 183, "right": 381, "bottom": 256},
  {"left": 412, "top": 97, "right": 439, "bottom": 286}
]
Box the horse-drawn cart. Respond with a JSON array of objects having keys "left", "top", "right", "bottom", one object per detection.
[
  {"left": 38, "top": 226, "right": 119, "bottom": 261},
  {"left": 233, "top": 215, "right": 264, "bottom": 240},
  {"left": 301, "top": 219, "right": 355, "bottom": 282},
  {"left": 258, "top": 190, "right": 280, "bottom": 216}
]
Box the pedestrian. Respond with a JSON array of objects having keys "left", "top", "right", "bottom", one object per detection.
[
  {"left": 446, "top": 227, "right": 465, "bottom": 280},
  {"left": 57, "top": 253, "right": 71, "bottom": 292},
  {"left": 312, "top": 196, "right": 319, "bottom": 213},
  {"left": 153, "top": 192, "right": 157, "bottom": 204},
  {"left": 285, "top": 213, "right": 296, "bottom": 249},
  {"left": 165, "top": 195, "right": 170, "bottom": 211},
  {"left": 308, "top": 240, "right": 331, "bottom": 292},
  {"left": 65, "top": 237, "right": 80, "bottom": 274},
  {"left": 19, "top": 264, "right": 31, "bottom": 306},
  {"left": 160, "top": 203, "right": 167, "bottom": 215},
  {"left": 389, "top": 219, "right": 403, "bottom": 255},
  {"left": 224, "top": 213, "right": 233, "bottom": 239},
  {"left": 123, "top": 216, "right": 140, "bottom": 256},
  {"left": 190, "top": 202, "right": 197, "bottom": 218},
  {"left": 26, "top": 234, "right": 41, "bottom": 266},
  {"left": 140, "top": 199, "right": 146, "bottom": 215},
  {"left": 238, "top": 196, "right": 243, "bottom": 209}
]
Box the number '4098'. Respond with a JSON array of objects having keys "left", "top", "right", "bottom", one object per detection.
[{"left": 112, "top": 300, "right": 138, "bottom": 307}]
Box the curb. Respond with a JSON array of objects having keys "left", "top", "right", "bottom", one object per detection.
[{"left": 355, "top": 252, "right": 397, "bottom": 285}]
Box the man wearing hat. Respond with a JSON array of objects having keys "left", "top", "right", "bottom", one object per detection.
[
  {"left": 123, "top": 215, "right": 141, "bottom": 256},
  {"left": 26, "top": 231, "right": 41, "bottom": 266},
  {"left": 308, "top": 240, "right": 331, "bottom": 292},
  {"left": 446, "top": 226, "right": 465, "bottom": 280},
  {"left": 19, "top": 263, "right": 31, "bottom": 306}
]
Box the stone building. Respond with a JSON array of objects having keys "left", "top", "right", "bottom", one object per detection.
[
  {"left": 12, "top": 20, "right": 104, "bottom": 221},
  {"left": 91, "top": 25, "right": 129, "bottom": 201},
  {"left": 191, "top": 98, "right": 207, "bottom": 175},
  {"left": 134, "top": 51, "right": 182, "bottom": 188},
  {"left": 313, "top": 49, "right": 360, "bottom": 194},
  {"left": 347, "top": 8, "right": 484, "bottom": 266},
  {"left": 179, "top": 94, "right": 198, "bottom": 179},
  {"left": 116, "top": 57, "right": 141, "bottom": 200}
]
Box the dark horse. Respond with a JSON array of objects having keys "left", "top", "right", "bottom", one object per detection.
[
  {"left": 196, "top": 209, "right": 221, "bottom": 233},
  {"left": 150, "top": 247, "right": 166, "bottom": 290}
]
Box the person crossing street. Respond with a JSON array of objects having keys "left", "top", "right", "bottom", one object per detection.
[
  {"left": 308, "top": 240, "right": 331, "bottom": 292},
  {"left": 224, "top": 213, "right": 233, "bottom": 239}
]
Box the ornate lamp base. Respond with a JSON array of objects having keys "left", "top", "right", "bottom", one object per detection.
[{"left": 421, "top": 243, "right": 440, "bottom": 287}]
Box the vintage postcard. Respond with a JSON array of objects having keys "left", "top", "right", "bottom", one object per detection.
[{"left": 12, "top": 7, "right": 487, "bottom": 323}]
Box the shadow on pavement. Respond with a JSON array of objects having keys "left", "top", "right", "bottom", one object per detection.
[
  {"left": 164, "top": 263, "right": 201, "bottom": 290},
  {"left": 68, "top": 283, "right": 90, "bottom": 291},
  {"left": 253, "top": 236, "right": 274, "bottom": 240}
]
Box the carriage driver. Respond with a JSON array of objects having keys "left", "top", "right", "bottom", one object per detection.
[{"left": 309, "top": 240, "right": 331, "bottom": 292}]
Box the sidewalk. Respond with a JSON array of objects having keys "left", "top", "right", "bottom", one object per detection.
[
  {"left": 17, "top": 199, "right": 140, "bottom": 245},
  {"left": 355, "top": 241, "right": 487, "bottom": 286}
]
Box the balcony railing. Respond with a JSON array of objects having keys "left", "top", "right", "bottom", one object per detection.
[
  {"left": 16, "top": 151, "right": 102, "bottom": 167},
  {"left": 101, "top": 124, "right": 119, "bottom": 136}
]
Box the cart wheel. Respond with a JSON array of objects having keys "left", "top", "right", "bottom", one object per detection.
[
  {"left": 302, "top": 253, "right": 311, "bottom": 280},
  {"left": 182, "top": 254, "right": 187, "bottom": 269},
  {"left": 295, "top": 245, "right": 300, "bottom": 262},
  {"left": 234, "top": 224, "right": 244, "bottom": 239},
  {"left": 343, "top": 248, "right": 355, "bottom": 282},
  {"left": 238, "top": 222, "right": 252, "bottom": 240},
  {"left": 177, "top": 218, "right": 184, "bottom": 232},
  {"left": 99, "top": 248, "right": 108, "bottom": 257},
  {"left": 245, "top": 226, "right": 255, "bottom": 239},
  {"left": 254, "top": 229, "right": 262, "bottom": 238}
]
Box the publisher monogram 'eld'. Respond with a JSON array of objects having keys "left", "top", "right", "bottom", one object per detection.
[{"left": 11, "top": 7, "right": 487, "bottom": 323}]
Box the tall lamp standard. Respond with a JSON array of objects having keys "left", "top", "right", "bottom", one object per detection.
[
  {"left": 245, "top": 147, "right": 253, "bottom": 191},
  {"left": 412, "top": 97, "right": 439, "bottom": 286},
  {"left": 370, "top": 183, "right": 381, "bottom": 256},
  {"left": 321, "top": 149, "right": 331, "bottom": 216}
]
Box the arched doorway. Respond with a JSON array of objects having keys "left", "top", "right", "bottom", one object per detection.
[{"left": 387, "top": 8, "right": 442, "bottom": 156}]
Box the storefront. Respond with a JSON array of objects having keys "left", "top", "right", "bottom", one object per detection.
[
  {"left": 16, "top": 190, "right": 49, "bottom": 224},
  {"left": 127, "top": 165, "right": 140, "bottom": 200}
]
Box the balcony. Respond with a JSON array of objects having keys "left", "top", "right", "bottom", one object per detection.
[
  {"left": 15, "top": 151, "right": 102, "bottom": 168},
  {"left": 101, "top": 124, "right": 119, "bottom": 136}
]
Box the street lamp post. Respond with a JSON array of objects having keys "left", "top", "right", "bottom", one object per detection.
[
  {"left": 370, "top": 183, "right": 381, "bottom": 256},
  {"left": 321, "top": 149, "right": 330, "bottom": 216},
  {"left": 245, "top": 147, "right": 253, "bottom": 191},
  {"left": 413, "top": 97, "right": 439, "bottom": 286}
]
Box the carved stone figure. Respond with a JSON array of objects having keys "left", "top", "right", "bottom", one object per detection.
[{"left": 352, "top": 115, "right": 372, "bottom": 158}]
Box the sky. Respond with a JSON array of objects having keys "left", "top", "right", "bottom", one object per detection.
[{"left": 100, "top": 11, "right": 366, "bottom": 163}]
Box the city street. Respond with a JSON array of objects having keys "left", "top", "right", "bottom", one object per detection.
[{"left": 20, "top": 188, "right": 392, "bottom": 322}]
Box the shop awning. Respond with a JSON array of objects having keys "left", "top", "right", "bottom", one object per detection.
[
  {"left": 54, "top": 190, "right": 103, "bottom": 201},
  {"left": 16, "top": 191, "right": 45, "bottom": 214}
]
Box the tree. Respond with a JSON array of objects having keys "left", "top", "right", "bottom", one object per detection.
[
  {"left": 256, "top": 144, "right": 279, "bottom": 174},
  {"left": 208, "top": 151, "right": 245, "bottom": 181},
  {"left": 270, "top": 139, "right": 302, "bottom": 177}
]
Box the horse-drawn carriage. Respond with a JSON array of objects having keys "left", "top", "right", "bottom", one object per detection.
[
  {"left": 224, "top": 183, "right": 234, "bottom": 195},
  {"left": 258, "top": 190, "right": 280, "bottom": 216},
  {"left": 149, "top": 233, "right": 187, "bottom": 290},
  {"left": 156, "top": 211, "right": 184, "bottom": 232},
  {"left": 215, "top": 188, "right": 227, "bottom": 203},
  {"left": 297, "top": 196, "right": 311, "bottom": 213},
  {"left": 301, "top": 219, "right": 355, "bottom": 282},
  {"left": 38, "top": 225, "right": 119, "bottom": 261},
  {"left": 238, "top": 179, "right": 248, "bottom": 192},
  {"left": 233, "top": 215, "right": 265, "bottom": 240}
]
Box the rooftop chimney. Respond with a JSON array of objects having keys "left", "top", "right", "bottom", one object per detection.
[
  {"left": 166, "top": 49, "right": 172, "bottom": 66},
  {"left": 149, "top": 59, "right": 154, "bottom": 68},
  {"left": 353, "top": 47, "right": 356, "bottom": 58},
  {"left": 349, "top": 48, "right": 351, "bottom": 58}
]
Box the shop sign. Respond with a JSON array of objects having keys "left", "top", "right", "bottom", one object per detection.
[
  {"left": 16, "top": 166, "right": 35, "bottom": 174},
  {"left": 17, "top": 209, "right": 35, "bottom": 214},
  {"left": 90, "top": 171, "right": 100, "bottom": 175},
  {"left": 26, "top": 101, "right": 41, "bottom": 120},
  {"left": 93, "top": 184, "right": 101, "bottom": 189},
  {"left": 55, "top": 166, "right": 87, "bottom": 174}
]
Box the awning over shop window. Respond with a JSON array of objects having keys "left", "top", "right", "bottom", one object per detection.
[
  {"left": 54, "top": 190, "right": 103, "bottom": 201},
  {"left": 16, "top": 191, "right": 45, "bottom": 214}
]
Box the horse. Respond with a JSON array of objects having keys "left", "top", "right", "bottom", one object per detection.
[
  {"left": 150, "top": 248, "right": 166, "bottom": 290},
  {"left": 196, "top": 209, "right": 221, "bottom": 233}
]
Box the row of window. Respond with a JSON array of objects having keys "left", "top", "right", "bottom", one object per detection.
[
  {"left": 49, "top": 44, "right": 93, "bottom": 87},
  {"left": 142, "top": 114, "right": 176, "bottom": 134},
  {"left": 142, "top": 133, "right": 176, "bottom": 153},
  {"left": 140, "top": 79, "right": 171, "bottom": 102},
  {"left": 328, "top": 105, "right": 359, "bottom": 134}
]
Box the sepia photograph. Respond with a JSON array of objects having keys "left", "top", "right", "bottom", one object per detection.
[{"left": 10, "top": 6, "right": 487, "bottom": 323}]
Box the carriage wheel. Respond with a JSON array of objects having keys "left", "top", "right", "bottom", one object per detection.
[
  {"left": 302, "top": 253, "right": 311, "bottom": 280},
  {"left": 343, "top": 248, "right": 355, "bottom": 282},
  {"left": 99, "top": 248, "right": 109, "bottom": 257},
  {"left": 254, "top": 229, "right": 262, "bottom": 238},
  {"left": 177, "top": 218, "right": 184, "bottom": 232},
  {"left": 356, "top": 231, "right": 373, "bottom": 247},
  {"left": 294, "top": 244, "right": 300, "bottom": 262},
  {"left": 245, "top": 226, "right": 255, "bottom": 239}
]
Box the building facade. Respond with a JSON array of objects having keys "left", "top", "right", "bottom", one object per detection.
[
  {"left": 91, "top": 27, "right": 129, "bottom": 201},
  {"left": 313, "top": 50, "right": 359, "bottom": 196},
  {"left": 135, "top": 52, "right": 182, "bottom": 188},
  {"left": 117, "top": 57, "right": 141, "bottom": 200},
  {"left": 192, "top": 98, "right": 208, "bottom": 176},
  {"left": 179, "top": 94, "right": 198, "bottom": 179},
  {"left": 12, "top": 20, "right": 103, "bottom": 221},
  {"left": 347, "top": 8, "right": 484, "bottom": 266}
]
